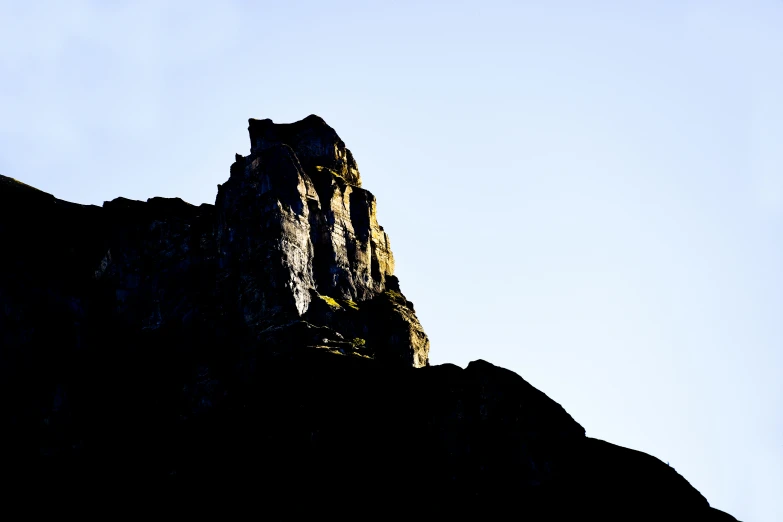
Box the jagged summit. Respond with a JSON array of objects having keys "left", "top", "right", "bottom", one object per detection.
[
  {"left": 0, "top": 116, "right": 428, "bottom": 368},
  {"left": 220, "top": 115, "right": 428, "bottom": 367},
  {"left": 247, "top": 114, "right": 361, "bottom": 186}
]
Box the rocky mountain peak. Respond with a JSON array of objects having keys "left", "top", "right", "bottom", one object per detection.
[
  {"left": 218, "top": 115, "right": 428, "bottom": 367},
  {"left": 0, "top": 115, "right": 428, "bottom": 368},
  {"left": 247, "top": 114, "right": 361, "bottom": 186},
  {"left": 0, "top": 116, "right": 738, "bottom": 521}
]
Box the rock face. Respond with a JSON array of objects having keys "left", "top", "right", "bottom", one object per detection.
[
  {"left": 214, "top": 116, "right": 425, "bottom": 366},
  {"left": 0, "top": 118, "right": 736, "bottom": 520},
  {"left": 0, "top": 116, "right": 427, "bottom": 370}
]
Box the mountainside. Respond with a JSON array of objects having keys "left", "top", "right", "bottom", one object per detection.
[{"left": 0, "top": 117, "right": 737, "bottom": 520}]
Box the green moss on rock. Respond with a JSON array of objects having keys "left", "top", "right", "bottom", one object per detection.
[
  {"left": 342, "top": 300, "right": 360, "bottom": 311},
  {"left": 317, "top": 294, "right": 342, "bottom": 310}
]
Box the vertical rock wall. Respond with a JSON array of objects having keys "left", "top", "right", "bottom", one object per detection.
[
  {"left": 216, "top": 115, "right": 428, "bottom": 367},
  {"left": 0, "top": 115, "right": 428, "bottom": 369}
]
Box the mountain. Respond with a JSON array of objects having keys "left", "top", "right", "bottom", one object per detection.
[{"left": 0, "top": 116, "right": 737, "bottom": 520}]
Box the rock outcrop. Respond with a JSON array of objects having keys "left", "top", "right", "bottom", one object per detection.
[
  {"left": 0, "top": 115, "right": 427, "bottom": 370},
  {"left": 215, "top": 115, "right": 425, "bottom": 366},
  {"left": 0, "top": 117, "right": 736, "bottom": 520}
]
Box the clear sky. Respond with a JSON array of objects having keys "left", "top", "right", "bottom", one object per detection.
[{"left": 1, "top": 1, "right": 780, "bottom": 520}]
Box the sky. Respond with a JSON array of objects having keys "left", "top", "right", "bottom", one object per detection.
[{"left": 1, "top": 1, "right": 780, "bottom": 519}]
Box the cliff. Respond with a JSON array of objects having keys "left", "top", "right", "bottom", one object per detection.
[{"left": 0, "top": 117, "right": 737, "bottom": 520}]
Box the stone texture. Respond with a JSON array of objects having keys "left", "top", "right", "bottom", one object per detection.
[
  {"left": 248, "top": 114, "right": 362, "bottom": 186},
  {"left": 212, "top": 116, "right": 425, "bottom": 366}
]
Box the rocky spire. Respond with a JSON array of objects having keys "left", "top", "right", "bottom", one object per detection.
[
  {"left": 0, "top": 116, "right": 428, "bottom": 368},
  {"left": 248, "top": 114, "right": 362, "bottom": 186},
  {"left": 216, "top": 115, "right": 428, "bottom": 367}
]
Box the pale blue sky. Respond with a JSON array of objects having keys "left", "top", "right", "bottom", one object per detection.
[{"left": 1, "top": 1, "right": 780, "bottom": 520}]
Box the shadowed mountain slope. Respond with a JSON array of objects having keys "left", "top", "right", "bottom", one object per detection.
[{"left": 0, "top": 117, "right": 737, "bottom": 520}]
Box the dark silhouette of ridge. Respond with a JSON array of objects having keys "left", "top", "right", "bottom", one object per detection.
[{"left": 0, "top": 116, "right": 738, "bottom": 520}]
